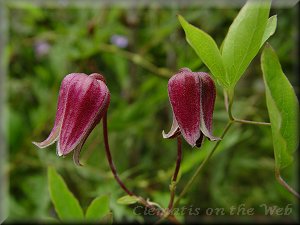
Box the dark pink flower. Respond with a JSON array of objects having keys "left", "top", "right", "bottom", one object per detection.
[
  {"left": 33, "top": 73, "right": 110, "bottom": 165},
  {"left": 163, "top": 68, "right": 220, "bottom": 147}
]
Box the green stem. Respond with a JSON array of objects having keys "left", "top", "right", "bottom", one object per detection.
[
  {"left": 226, "top": 89, "right": 270, "bottom": 126},
  {"left": 233, "top": 118, "right": 271, "bottom": 126},
  {"left": 225, "top": 89, "right": 234, "bottom": 121},
  {"left": 173, "top": 121, "right": 233, "bottom": 208},
  {"left": 275, "top": 168, "right": 300, "bottom": 199},
  {"left": 155, "top": 137, "right": 183, "bottom": 224}
]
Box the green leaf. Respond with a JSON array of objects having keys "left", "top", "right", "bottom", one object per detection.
[
  {"left": 261, "top": 44, "right": 299, "bottom": 170},
  {"left": 178, "top": 15, "right": 228, "bottom": 88},
  {"left": 260, "top": 15, "right": 277, "bottom": 48},
  {"left": 48, "top": 167, "right": 84, "bottom": 221},
  {"left": 85, "top": 195, "right": 111, "bottom": 221},
  {"left": 222, "top": 0, "right": 271, "bottom": 88},
  {"left": 117, "top": 195, "right": 139, "bottom": 205}
]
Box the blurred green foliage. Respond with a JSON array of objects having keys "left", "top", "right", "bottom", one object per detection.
[{"left": 6, "top": 2, "right": 298, "bottom": 223}]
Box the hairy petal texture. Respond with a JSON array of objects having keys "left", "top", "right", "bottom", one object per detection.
[
  {"left": 163, "top": 68, "right": 219, "bottom": 147},
  {"left": 198, "top": 73, "right": 220, "bottom": 141},
  {"left": 33, "top": 73, "right": 110, "bottom": 165},
  {"left": 168, "top": 68, "right": 201, "bottom": 147},
  {"left": 59, "top": 74, "right": 110, "bottom": 156}
]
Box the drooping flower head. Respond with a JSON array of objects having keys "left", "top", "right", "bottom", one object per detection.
[
  {"left": 33, "top": 73, "right": 110, "bottom": 165},
  {"left": 163, "top": 68, "right": 220, "bottom": 147}
]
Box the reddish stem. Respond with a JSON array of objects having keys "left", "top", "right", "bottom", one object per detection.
[
  {"left": 102, "top": 111, "right": 133, "bottom": 196},
  {"left": 168, "top": 136, "right": 182, "bottom": 210},
  {"left": 173, "top": 136, "right": 182, "bottom": 182},
  {"left": 102, "top": 111, "right": 181, "bottom": 224}
]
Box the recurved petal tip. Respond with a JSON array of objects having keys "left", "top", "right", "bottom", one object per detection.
[
  {"left": 72, "top": 141, "right": 85, "bottom": 166},
  {"left": 162, "top": 129, "right": 180, "bottom": 139},
  {"left": 32, "top": 141, "right": 44, "bottom": 148},
  {"left": 89, "top": 73, "right": 106, "bottom": 83},
  {"left": 208, "top": 135, "right": 221, "bottom": 141},
  {"left": 73, "top": 157, "right": 84, "bottom": 166},
  {"left": 178, "top": 67, "right": 192, "bottom": 73},
  {"left": 162, "top": 114, "right": 180, "bottom": 139},
  {"left": 32, "top": 133, "right": 58, "bottom": 149},
  {"left": 200, "top": 118, "right": 221, "bottom": 142}
]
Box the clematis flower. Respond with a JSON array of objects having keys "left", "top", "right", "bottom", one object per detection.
[
  {"left": 163, "top": 68, "right": 220, "bottom": 147},
  {"left": 33, "top": 73, "right": 110, "bottom": 165}
]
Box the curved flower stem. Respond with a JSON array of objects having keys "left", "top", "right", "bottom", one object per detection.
[
  {"left": 173, "top": 121, "right": 233, "bottom": 208},
  {"left": 275, "top": 168, "right": 300, "bottom": 199},
  {"left": 102, "top": 111, "right": 180, "bottom": 224},
  {"left": 155, "top": 137, "right": 182, "bottom": 224},
  {"left": 102, "top": 112, "right": 133, "bottom": 196},
  {"left": 168, "top": 136, "right": 182, "bottom": 210}
]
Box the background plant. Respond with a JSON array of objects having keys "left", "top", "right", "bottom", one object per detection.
[{"left": 5, "top": 1, "right": 299, "bottom": 223}]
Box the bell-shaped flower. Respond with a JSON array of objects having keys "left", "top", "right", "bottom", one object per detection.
[
  {"left": 33, "top": 73, "right": 110, "bottom": 165},
  {"left": 163, "top": 68, "right": 220, "bottom": 147}
]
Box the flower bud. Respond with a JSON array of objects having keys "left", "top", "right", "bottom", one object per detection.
[
  {"left": 33, "top": 73, "right": 110, "bottom": 165},
  {"left": 163, "top": 68, "right": 220, "bottom": 147}
]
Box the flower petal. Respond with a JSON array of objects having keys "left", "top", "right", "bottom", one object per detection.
[
  {"left": 72, "top": 139, "right": 86, "bottom": 166},
  {"left": 89, "top": 73, "right": 106, "bottom": 83},
  {"left": 168, "top": 69, "right": 201, "bottom": 147},
  {"left": 72, "top": 116, "right": 101, "bottom": 166},
  {"left": 32, "top": 74, "right": 77, "bottom": 149},
  {"left": 58, "top": 74, "right": 110, "bottom": 156},
  {"left": 198, "top": 73, "right": 220, "bottom": 141},
  {"left": 162, "top": 113, "right": 180, "bottom": 139}
]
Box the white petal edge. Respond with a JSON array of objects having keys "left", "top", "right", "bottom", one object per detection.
[
  {"left": 200, "top": 116, "right": 221, "bottom": 141},
  {"left": 162, "top": 113, "right": 181, "bottom": 139}
]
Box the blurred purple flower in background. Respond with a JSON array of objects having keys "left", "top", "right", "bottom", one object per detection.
[
  {"left": 34, "top": 40, "right": 50, "bottom": 58},
  {"left": 110, "top": 34, "right": 129, "bottom": 48}
]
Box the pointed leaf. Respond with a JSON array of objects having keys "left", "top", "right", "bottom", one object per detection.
[
  {"left": 261, "top": 44, "right": 299, "bottom": 169},
  {"left": 222, "top": 0, "right": 271, "bottom": 88},
  {"left": 85, "top": 195, "right": 111, "bottom": 221},
  {"left": 117, "top": 195, "right": 139, "bottom": 205},
  {"left": 178, "top": 15, "right": 228, "bottom": 88},
  {"left": 260, "top": 15, "right": 277, "bottom": 47},
  {"left": 48, "top": 167, "right": 84, "bottom": 221}
]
